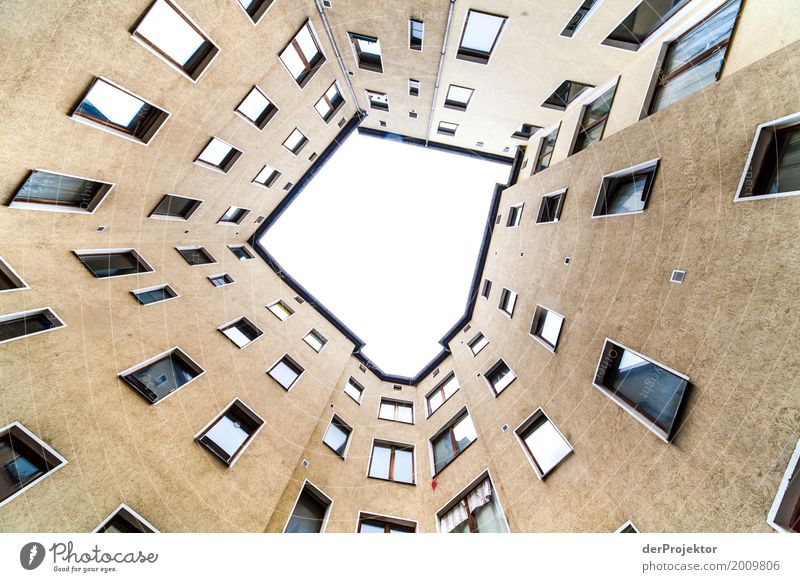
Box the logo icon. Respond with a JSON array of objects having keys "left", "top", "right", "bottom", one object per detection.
[{"left": 19, "top": 542, "right": 46, "bottom": 570}]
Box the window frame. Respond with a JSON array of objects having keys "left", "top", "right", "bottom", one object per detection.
[
  {"left": 348, "top": 32, "right": 383, "bottom": 73},
  {"left": 484, "top": 358, "right": 516, "bottom": 397},
  {"left": 498, "top": 288, "right": 517, "bottom": 318},
  {"left": 560, "top": 0, "right": 602, "bottom": 38},
  {"left": 130, "top": 0, "right": 220, "bottom": 83},
  {"left": 409, "top": 19, "right": 424, "bottom": 51},
  {"left": 444, "top": 84, "right": 474, "bottom": 112},
  {"left": 514, "top": 408, "right": 573, "bottom": 479},
  {"left": 365, "top": 89, "right": 389, "bottom": 112},
  {"left": 176, "top": 246, "right": 217, "bottom": 266},
  {"left": 194, "top": 398, "right": 265, "bottom": 467},
  {"left": 615, "top": 519, "right": 640, "bottom": 533},
  {"left": 267, "top": 300, "right": 294, "bottom": 321},
  {"left": 425, "top": 372, "right": 460, "bottom": 418},
  {"left": 148, "top": 193, "right": 203, "bottom": 221},
  {"left": 437, "top": 121, "right": 458, "bottom": 137},
  {"left": 234, "top": 85, "right": 278, "bottom": 130},
  {"left": 278, "top": 20, "right": 327, "bottom": 89},
  {"left": 602, "top": 0, "right": 693, "bottom": 52},
  {"left": 208, "top": 273, "right": 235, "bottom": 287},
  {"left": 217, "top": 206, "right": 251, "bottom": 226},
  {"left": 252, "top": 165, "right": 282, "bottom": 188},
  {"left": 536, "top": 188, "right": 567, "bottom": 224},
  {"left": 0, "top": 421, "right": 68, "bottom": 509},
  {"left": 767, "top": 437, "right": 800, "bottom": 533},
  {"left": 282, "top": 128, "right": 309, "bottom": 155},
  {"left": 303, "top": 328, "right": 328, "bottom": 353},
  {"left": 194, "top": 137, "right": 243, "bottom": 174},
  {"left": 0, "top": 308, "right": 66, "bottom": 346},
  {"left": 228, "top": 244, "right": 254, "bottom": 260},
  {"left": 434, "top": 470, "right": 509, "bottom": 533},
  {"left": 429, "top": 407, "right": 478, "bottom": 477},
  {"left": 592, "top": 337, "right": 690, "bottom": 442},
  {"left": 218, "top": 316, "right": 264, "bottom": 349},
  {"left": 322, "top": 413, "right": 353, "bottom": 459},
  {"left": 529, "top": 304, "right": 566, "bottom": 352},
  {"left": 70, "top": 77, "right": 170, "bottom": 145},
  {"left": 467, "top": 332, "right": 489, "bottom": 356},
  {"left": 455, "top": 9, "right": 507, "bottom": 65},
  {"left": 282, "top": 479, "right": 332, "bottom": 533},
  {"left": 506, "top": 203, "right": 523, "bottom": 227},
  {"left": 533, "top": 124, "right": 560, "bottom": 174},
  {"left": 131, "top": 283, "right": 179, "bottom": 306},
  {"left": 734, "top": 112, "right": 800, "bottom": 202},
  {"left": 267, "top": 354, "right": 305, "bottom": 391},
  {"left": 314, "top": 81, "right": 346, "bottom": 123},
  {"left": 541, "top": 79, "right": 594, "bottom": 111},
  {"left": 592, "top": 158, "right": 660, "bottom": 218},
  {"left": 570, "top": 83, "right": 617, "bottom": 155},
  {"left": 92, "top": 503, "right": 159, "bottom": 533},
  {"left": 118, "top": 346, "right": 205, "bottom": 404},
  {"left": 74, "top": 248, "right": 155, "bottom": 279},
  {"left": 480, "top": 279, "right": 492, "bottom": 299},
  {"left": 356, "top": 511, "right": 417, "bottom": 533},
  {"left": 377, "top": 397, "right": 415, "bottom": 425},
  {"left": 344, "top": 377, "right": 365, "bottom": 404},
  {"left": 234, "top": 0, "right": 275, "bottom": 26},
  {"left": 8, "top": 169, "right": 114, "bottom": 214},
  {"left": 408, "top": 78, "right": 420, "bottom": 97},
  {"left": 0, "top": 256, "right": 29, "bottom": 293},
  {"left": 367, "top": 439, "right": 416, "bottom": 485}
]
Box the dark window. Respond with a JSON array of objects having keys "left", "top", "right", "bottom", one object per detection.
[
  {"left": 542, "top": 80, "right": 594, "bottom": 110},
  {"left": 218, "top": 206, "right": 250, "bottom": 225},
  {"left": 209, "top": 273, "right": 233, "bottom": 287},
  {"left": 322, "top": 416, "right": 351, "bottom": 457},
  {"left": 506, "top": 204, "right": 523, "bottom": 227},
  {"left": 534, "top": 126, "right": 559, "bottom": 173},
  {"left": 0, "top": 423, "right": 65, "bottom": 506},
  {"left": 132, "top": 285, "right": 177, "bottom": 305},
  {"left": 132, "top": 0, "right": 219, "bottom": 81},
  {"left": 72, "top": 78, "right": 168, "bottom": 143},
  {"left": 742, "top": 121, "right": 800, "bottom": 198},
  {"left": 235, "top": 85, "right": 278, "bottom": 130},
  {"left": 409, "top": 19, "right": 424, "bottom": 51},
  {"left": 431, "top": 411, "right": 477, "bottom": 474},
  {"left": 358, "top": 515, "right": 415, "bottom": 533},
  {"left": 456, "top": 10, "right": 507, "bottom": 64},
  {"left": 512, "top": 123, "right": 540, "bottom": 140},
  {"left": 593, "top": 339, "right": 690, "bottom": 441},
  {"left": 76, "top": 250, "right": 152, "bottom": 278},
  {"left": 285, "top": 485, "right": 330, "bottom": 533},
  {"left": 481, "top": 279, "right": 492, "bottom": 299},
  {"left": 485, "top": 359, "right": 516, "bottom": 395},
  {"left": 649, "top": 0, "right": 741, "bottom": 115},
  {"left": 196, "top": 399, "right": 264, "bottom": 465},
  {"left": 0, "top": 309, "right": 63, "bottom": 344},
  {"left": 437, "top": 121, "right": 458, "bottom": 136},
  {"left": 229, "top": 245, "right": 254, "bottom": 260},
  {"left": 368, "top": 442, "right": 414, "bottom": 484},
  {"left": 236, "top": 0, "right": 274, "bottom": 25},
  {"left": 561, "top": 0, "right": 599, "bottom": 37},
  {"left": 0, "top": 258, "right": 26, "bottom": 292},
  {"left": 120, "top": 348, "right": 203, "bottom": 403},
  {"left": 10, "top": 170, "right": 112, "bottom": 213},
  {"left": 177, "top": 246, "right": 216, "bottom": 265},
  {"left": 96, "top": 505, "right": 157, "bottom": 533},
  {"left": 603, "top": 0, "right": 692, "bottom": 50},
  {"left": 530, "top": 305, "right": 565, "bottom": 352},
  {"left": 150, "top": 194, "right": 201, "bottom": 220},
  {"left": 349, "top": 33, "right": 383, "bottom": 73},
  {"left": 498, "top": 288, "right": 517, "bottom": 317},
  {"left": 593, "top": 160, "right": 659, "bottom": 217},
  {"left": 408, "top": 79, "right": 420, "bottom": 96},
  {"left": 572, "top": 86, "right": 616, "bottom": 154},
  {"left": 279, "top": 21, "right": 326, "bottom": 88},
  {"left": 536, "top": 189, "right": 566, "bottom": 223}
]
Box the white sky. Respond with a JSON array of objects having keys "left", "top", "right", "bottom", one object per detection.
[{"left": 260, "top": 133, "right": 510, "bottom": 377}]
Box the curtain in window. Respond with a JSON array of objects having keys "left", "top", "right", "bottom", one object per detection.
[{"left": 440, "top": 478, "right": 494, "bottom": 532}]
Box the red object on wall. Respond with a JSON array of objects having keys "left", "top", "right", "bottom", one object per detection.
[{"left": 431, "top": 480, "right": 438, "bottom": 491}]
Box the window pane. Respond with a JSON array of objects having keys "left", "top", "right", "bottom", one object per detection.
[
  {"left": 204, "top": 415, "right": 249, "bottom": 458},
  {"left": 524, "top": 418, "right": 571, "bottom": 475},
  {"left": 199, "top": 138, "right": 232, "bottom": 166},
  {"left": 79, "top": 80, "right": 146, "bottom": 128},
  {"left": 344, "top": 380, "right": 362, "bottom": 402},
  {"left": 452, "top": 415, "right": 477, "bottom": 451},
  {"left": 428, "top": 390, "right": 444, "bottom": 413},
  {"left": 607, "top": 175, "right": 648, "bottom": 214},
  {"left": 461, "top": 11, "right": 504, "bottom": 53},
  {"left": 396, "top": 404, "right": 413, "bottom": 424},
  {"left": 270, "top": 360, "right": 300, "bottom": 388},
  {"left": 136, "top": 0, "right": 205, "bottom": 66},
  {"left": 378, "top": 402, "right": 394, "bottom": 420},
  {"left": 369, "top": 444, "right": 391, "bottom": 479},
  {"left": 323, "top": 421, "right": 348, "bottom": 456},
  {"left": 359, "top": 522, "right": 385, "bottom": 533},
  {"left": 652, "top": 48, "right": 726, "bottom": 113},
  {"left": 286, "top": 489, "right": 326, "bottom": 533},
  {"left": 394, "top": 448, "right": 414, "bottom": 483},
  {"left": 433, "top": 431, "right": 455, "bottom": 473},
  {"left": 539, "top": 311, "right": 563, "bottom": 346},
  {"left": 473, "top": 497, "right": 507, "bottom": 533},
  {"left": 238, "top": 88, "right": 269, "bottom": 122}
]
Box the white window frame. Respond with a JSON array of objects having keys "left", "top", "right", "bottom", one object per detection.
[
  {"left": 536, "top": 188, "right": 567, "bottom": 224},
  {"left": 0, "top": 422, "right": 68, "bottom": 508},
  {"left": 0, "top": 256, "right": 30, "bottom": 293},
  {"left": 9, "top": 169, "right": 114, "bottom": 214},
  {"left": 148, "top": 193, "right": 203, "bottom": 221},
  {"left": 282, "top": 479, "right": 333, "bottom": 533},
  {"left": 234, "top": 85, "right": 278, "bottom": 130},
  {"left": 194, "top": 137, "right": 242, "bottom": 174},
  {"left": 252, "top": 165, "right": 281, "bottom": 189},
  {"left": 267, "top": 354, "right": 305, "bottom": 392},
  {"left": 344, "top": 377, "right": 365, "bottom": 404},
  {"left": 408, "top": 18, "right": 424, "bottom": 51},
  {"left": 506, "top": 203, "right": 523, "bottom": 227},
  {"left": 131, "top": 283, "right": 180, "bottom": 306},
  {"left": 514, "top": 408, "right": 574, "bottom": 479},
  {"left": 455, "top": 9, "right": 508, "bottom": 66},
  {"left": 484, "top": 358, "right": 516, "bottom": 397},
  {"left": 176, "top": 245, "right": 218, "bottom": 266},
  {"left": 529, "top": 304, "right": 566, "bottom": 353},
  {"left": 193, "top": 397, "right": 265, "bottom": 467},
  {"left": 218, "top": 316, "right": 263, "bottom": 349},
  {"left": 615, "top": 519, "right": 640, "bottom": 533},
  {"left": 208, "top": 272, "right": 235, "bottom": 287},
  {"left": 267, "top": 299, "right": 295, "bottom": 321},
  {"left": 434, "top": 469, "right": 510, "bottom": 533},
  {"left": 303, "top": 328, "right": 328, "bottom": 353},
  {"left": 591, "top": 158, "right": 660, "bottom": 219},
  {"left": 117, "top": 346, "right": 205, "bottom": 405},
  {"left": 322, "top": 413, "right": 353, "bottom": 459},
  {"left": 468, "top": 332, "right": 489, "bottom": 356},
  {"left": 92, "top": 503, "right": 160, "bottom": 533},
  {"left": 767, "top": 437, "right": 800, "bottom": 533}
]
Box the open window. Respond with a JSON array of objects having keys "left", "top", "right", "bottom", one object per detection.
[
  {"left": 0, "top": 422, "right": 67, "bottom": 508},
  {"left": 542, "top": 80, "right": 593, "bottom": 111},
  {"left": 530, "top": 304, "right": 565, "bottom": 352},
  {"left": 322, "top": 415, "right": 352, "bottom": 458},
  {"left": 75, "top": 249, "right": 154, "bottom": 278},
  {"left": 506, "top": 203, "right": 523, "bottom": 227},
  {"left": 348, "top": 33, "right": 383, "bottom": 73},
  {"left": 0, "top": 308, "right": 65, "bottom": 346},
  {"left": 533, "top": 125, "right": 559, "bottom": 174},
  {"left": 468, "top": 332, "right": 489, "bottom": 356},
  {"left": 456, "top": 10, "right": 507, "bottom": 65},
  {"left": 437, "top": 121, "right": 458, "bottom": 137},
  {"left": 593, "top": 159, "right": 659, "bottom": 217},
  {"left": 571, "top": 85, "right": 616, "bottom": 155},
  {"left": 344, "top": 377, "right": 364, "bottom": 404},
  {"left": 253, "top": 165, "right": 281, "bottom": 188},
  {"left": 284, "top": 481, "right": 332, "bottom": 533},
  {"left": 484, "top": 359, "right": 516, "bottom": 396},
  {"left": 602, "top": 0, "right": 692, "bottom": 51},
  {"left": 430, "top": 408, "right": 477, "bottom": 475},
  {"left": 119, "top": 347, "right": 204, "bottom": 404},
  {"left": 196, "top": 398, "right": 264, "bottom": 466},
  {"left": 9, "top": 169, "right": 113, "bottom": 214},
  {"left": 735, "top": 112, "right": 800, "bottom": 201},
  {"left": 218, "top": 316, "right": 263, "bottom": 349},
  {"left": 515, "top": 409, "right": 573, "bottom": 478},
  {"left": 536, "top": 188, "right": 567, "bottom": 223},
  {"left": 279, "top": 21, "right": 326, "bottom": 88}
]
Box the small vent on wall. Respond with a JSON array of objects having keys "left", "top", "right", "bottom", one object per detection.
[
  {"left": 564, "top": 257, "right": 571, "bottom": 265},
  {"left": 521, "top": 159, "right": 528, "bottom": 169},
  {"left": 670, "top": 269, "right": 686, "bottom": 284},
  {"left": 96, "top": 225, "right": 106, "bottom": 232},
  {"left": 379, "top": 120, "right": 387, "bottom": 127},
  {"left": 432, "top": 368, "right": 440, "bottom": 378},
  {"left": 283, "top": 182, "right": 294, "bottom": 191},
  {"left": 338, "top": 117, "right": 347, "bottom": 128},
  {"left": 502, "top": 146, "right": 510, "bottom": 153},
  {"left": 255, "top": 216, "right": 265, "bottom": 224},
  {"left": 322, "top": 0, "right": 332, "bottom": 8},
  {"left": 476, "top": 141, "right": 484, "bottom": 147},
  {"left": 495, "top": 214, "right": 502, "bottom": 225},
  {"left": 294, "top": 296, "right": 305, "bottom": 304},
  {"left": 463, "top": 324, "right": 471, "bottom": 333},
  {"left": 359, "top": 364, "right": 367, "bottom": 373},
  {"left": 302, "top": 459, "right": 310, "bottom": 469},
  {"left": 501, "top": 424, "right": 509, "bottom": 432},
  {"left": 309, "top": 152, "right": 318, "bottom": 162},
  {"left": 393, "top": 385, "right": 402, "bottom": 391},
  {"left": 409, "top": 110, "right": 417, "bottom": 118}
]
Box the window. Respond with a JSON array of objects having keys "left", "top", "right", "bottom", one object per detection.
[
  {"left": 485, "top": 359, "right": 516, "bottom": 396},
  {"left": 72, "top": 78, "right": 169, "bottom": 143},
  {"left": 194, "top": 137, "right": 242, "bottom": 173},
  {"left": 468, "top": 332, "right": 488, "bottom": 356},
  {"left": 616, "top": 520, "right": 640, "bottom": 533},
  {"left": 481, "top": 279, "right": 492, "bottom": 299},
  {"left": 131, "top": 0, "right": 219, "bottom": 81},
  {"left": 0, "top": 257, "right": 28, "bottom": 293},
  {"left": 561, "top": 0, "right": 600, "bottom": 37},
  {"left": 218, "top": 206, "right": 250, "bottom": 225},
  {"left": 253, "top": 165, "right": 281, "bottom": 188},
  {"left": 236, "top": 0, "right": 274, "bottom": 25},
  {"left": 132, "top": 284, "right": 178, "bottom": 305},
  {"left": 378, "top": 399, "right": 414, "bottom": 424},
  {"left": 368, "top": 441, "right": 414, "bottom": 484},
  {"left": 314, "top": 82, "right": 345, "bottom": 123},
  {"left": 75, "top": 249, "right": 153, "bottom": 278},
  {"left": 506, "top": 203, "right": 523, "bottom": 227},
  {"left": 648, "top": 0, "right": 741, "bottom": 115},
  {"left": 456, "top": 10, "right": 507, "bottom": 65},
  {"left": 119, "top": 347, "right": 203, "bottom": 404},
  {"left": 303, "top": 329, "right": 327, "bottom": 352},
  {"left": 344, "top": 377, "right": 364, "bottom": 404},
  {"left": 530, "top": 305, "right": 565, "bottom": 352},
  {"left": 0, "top": 308, "right": 64, "bottom": 345},
  {"left": 767, "top": 438, "right": 800, "bottom": 533},
  {"left": 516, "top": 409, "right": 573, "bottom": 478},
  {"left": 593, "top": 159, "right": 659, "bottom": 217},
  {"left": 603, "top": 0, "right": 691, "bottom": 50},
  {"left": 94, "top": 504, "right": 158, "bottom": 533},
  {"left": 219, "top": 317, "right": 263, "bottom": 349},
  {"left": 279, "top": 21, "right": 326, "bottom": 88},
  {"left": 409, "top": 19, "right": 424, "bottom": 51},
  {"left": 408, "top": 79, "right": 420, "bottom": 97},
  {"left": 0, "top": 422, "right": 67, "bottom": 508},
  {"left": 437, "top": 121, "right": 458, "bottom": 136},
  {"left": 358, "top": 513, "right": 416, "bottom": 533},
  {"left": 542, "top": 80, "right": 593, "bottom": 110},
  {"left": 426, "top": 373, "right": 460, "bottom": 416},
  {"left": 572, "top": 85, "right": 616, "bottom": 154},
  {"left": 282, "top": 128, "right": 308, "bottom": 155},
  {"left": 9, "top": 169, "right": 113, "bottom": 213},
  {"left": 593, "top": 338, "right": 690, "bottom": 442},
  {"left": 268, "top": 355, "right": 304, "bottom": 390},
  {"left": 284, "top": 482, "right": 331, "bottom": 533},
  {"left": 208, "top": 273, "right": 234, "bottom": 287},
  {"left": 348, "top": 33, "right": 383, "bottom": 73},
  {"left": 498, "top": 288, "right": 517, "bottom": 317},
  {"left": 438, "top": 474, "right": 508, "bottom": 533},
  {"left": 735, "top": 113, "right": 800, "bottom": 201},
  {"left": 536, "top": 188, "right": 567, "bottom": 223},
  {"left": 149, "top": 194, "right": 202, "bottom": 220},
  {"left": 267, "top": 300, "right": 294, "bottom": 321},
  {"left": 534, "top": 125, "right": 559, "bottom": 173},
  {"left": 235, "top": 85, "right": 278, "bottom": 130},
  {"left": 511, "top": 123, "right": 540, "bottom": 140},
  {"left": 176, "top": 246, "right": 215, "bottom": 266},
  {"left": 366, "top": 90, "right": 388, "bottom": 111},
  {"left": 431, "top": 409, "right": 477, "bottom": 474},
  {"left": 228, "top": 245, "right": 254, "bottom": 260},
  {"left": 196, "top": 398, "right": 264, "bottom": 466},
  {"left": 322, "top": 415, "right": 352, "bottom": 458},
  {"left": 444, "top": 85, "right": 474, "bottom": 111}
]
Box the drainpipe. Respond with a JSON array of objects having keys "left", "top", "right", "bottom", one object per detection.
[
  {"left": 425, "top": 0, "right": 456, "bottom": 145},
  {"left": 314, "top": 0, "right": 365, "bottom": 116}
]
